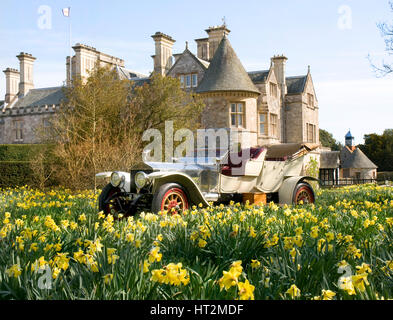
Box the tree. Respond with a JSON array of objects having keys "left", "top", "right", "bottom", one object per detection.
[
  {"left": 44, "top": 67, "right": 205, "bottom": 190},
  {"left": 319, "top": 129, "right": 343, "bottom": 151},
  {"left": 131, "top": 73, "right": 205, "bottom": 135},
  {"left": 358, "top": 129, "right": 393, "bottom": 171},
  {"left": 46, "top": 66, "right": 139, "bottom": 190},
  {"left": 369, "top": 1, "right": 393, "bottom": 76}
]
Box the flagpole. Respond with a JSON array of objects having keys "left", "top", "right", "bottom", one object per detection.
[{"left": 68, "top": 7, "right": 72, "bottom": 86}]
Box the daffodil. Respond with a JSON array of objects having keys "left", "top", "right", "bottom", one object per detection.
[
  {"left": 238, "top": 279, "right": 255, "bottom": 300},
  {"left": 286, "top": 284, "right": 301, "bottom": 299},
  {"left": 6, "top": 264, "right": 22, "bottom": 278}
]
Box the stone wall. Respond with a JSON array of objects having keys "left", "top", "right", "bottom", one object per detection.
[
  {"left": 200, "top": 93, "right": 258, "bottom": 147},
  {"left": 0, "top": 107, "right": 57, "bottom": 144},
  {"left": 285, "top": 94, "right": 303, "bottom": 143}
]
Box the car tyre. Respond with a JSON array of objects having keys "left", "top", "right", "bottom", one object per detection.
[
  {"left": 98, "top": 184, "right": 123, "bottom": 217},
  {"left": 152, "top": 183, "right": 190, "bottom": 214}
]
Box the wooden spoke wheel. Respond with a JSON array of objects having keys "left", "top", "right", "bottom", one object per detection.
[
  {"left": 152, "top": 183, "right": 190, "bottom": 214},
  {"left": 294, "top": 182, "right": 315, "bottom": 205}
]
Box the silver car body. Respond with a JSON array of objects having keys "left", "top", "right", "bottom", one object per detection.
[{"left": 97, "top": 143, "right": 319, "bottom": 206}]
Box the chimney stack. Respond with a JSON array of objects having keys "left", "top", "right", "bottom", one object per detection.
[
  {"left": 3, "top": 68, "right": 20, "bottom": 104},
  {"left": 195, "top": 38, "right": 210, "bottom": 61},
  {"left": 205, "top": 25, "right": 230, "bottom": 61},
  {"left": 271, "top": 55, "right": 288, "bottom": 95},
  {"left": 151, "top": 32, "right": 175, "bottom": 76},
  {"left": 17, "top": 52, "right": 36, "bottom": 96}
]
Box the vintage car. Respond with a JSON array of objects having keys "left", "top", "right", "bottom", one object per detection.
[{"left": 96, "top": 143, "right": 319, "bottom": 216}]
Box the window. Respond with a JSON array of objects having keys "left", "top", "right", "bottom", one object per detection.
[
  {"left": 259, "top": 113, "right": 266, "bottom": 135},
  {"left": 178, "top": 73, "right": 198, "bottom": 88},
  {"left": 42, "top": 118, "right": 51, "bottom": 136},
  {"left": 270, "top": 114, "right": 278, "bottom": 137},
  {"left": 306, "top": 123, "right": 316, "bottom": 143},
  {"left": 230, "top": 103, "right": 245, "bottom": 128},
  {"left": 319, "top": 169, "right": 334, "bottom": 182},
  {"left": 186, "top": 75, "right": 191, "bottom": 88},
  {"left": 13, "top": 120, "right": 24, "bottom": 142},
  {"left": 192, "top": 74, "right": 198, "bottom": 87},
  {"left": 307, "top": 93, "right": 314, "bottom": 108},
  {"left": 269, "top": 83, "right": 278, "bottom": 98}
]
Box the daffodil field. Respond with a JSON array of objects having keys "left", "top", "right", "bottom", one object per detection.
[{"left": 1, "top": 184, "right": 393, "bottom": 300}]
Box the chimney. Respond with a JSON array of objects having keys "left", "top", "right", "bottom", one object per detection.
[
  {"left": 271, "top": 55, "right": 288, "bottom": 95},
  {"left": 151, "top": 32, "right": 176, "bottom": 76},
  {"left": 3, "top": 68, "right": 20, "bottom": 104},
  {"left": 72, "top": 44, "right": 98, "bottom": 83},
  {"left": 195, "top": 38, "right": 210, "bottom": 61},
  {"left": 205, "top": 25, "right": 230, "bottom": 61},
  {"left": 17, "top": 52, "right": 36, "bottom": 96}
]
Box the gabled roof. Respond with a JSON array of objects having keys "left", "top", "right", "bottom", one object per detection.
[
  {"left": 13, "top": 87, "right": 65, "bottom": 108},
  {"left": 340, "top": 146, "right": 378, "bottom": 169},
  {"left": 248, "top": 70, "right": 270, "bottom": 84},
  {"left": 286, "top": 75, "right": 307, "bottom": 94},
  {"left": 196, "top": 37, "right": 260, "bottom": 95},
  {"left": 167, "top": 48, "right": 210, "bottom": 76},
  {"left": 320, "top": 151, "right": 340, "bottom": 169}
]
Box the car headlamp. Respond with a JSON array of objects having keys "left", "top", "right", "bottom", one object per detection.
[
  {"left": 110, "top": 172, "right": 123, "bottom": 187},
  {"left": 135, "top": 171, "right": 149, "bottom": 189}
]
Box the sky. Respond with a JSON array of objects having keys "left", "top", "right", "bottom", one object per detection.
[{"left": 1, "top": 0, "right": 392, "bottom": 144}]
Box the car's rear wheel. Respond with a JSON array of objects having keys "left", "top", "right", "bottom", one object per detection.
[
  {"left": 99, "top": 184, "right": 128, "bottom": 218},
  {"left": 293, "top": 182, "right": 315, "bottom": 205},
  {"left": 152, "top": 183, "right": 189, "bottom": 214}
]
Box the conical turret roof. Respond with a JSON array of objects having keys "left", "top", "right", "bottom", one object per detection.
[{"left": 196, "top": 37, "right": 260, "bottom": 95}]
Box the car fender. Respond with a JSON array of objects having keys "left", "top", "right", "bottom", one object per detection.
[
  {"left": 278, "top": 176, "right": 319, "bottom": 204},
  {"left": 148, "top": 172, "right": 210, "bottom": 207}
]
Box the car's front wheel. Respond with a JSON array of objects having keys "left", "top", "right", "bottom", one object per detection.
[
  {"left": 152, "top": 183, "right": 190, "bottom": 214},
  {"left": 293, "top": 182, "right": 315, "bottom": 205},
  {"left": 98, "top": 184, "right": 129, "bottom": 217}
]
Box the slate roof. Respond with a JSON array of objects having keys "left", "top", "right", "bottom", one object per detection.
[
  {"left": 12, "top": 87, "right": 65, "bottom": 108},
  {"left": 196, "top": 37, "right": 260, "bottom": 95},
  {"left": 116, "top": 66, "right": 147, "bottom": 81},
  {"left": 248, "top": 70, "right": 270, "bottom": 84},
  {"left": 286, "top": 75, "right": 307, "bottom": 94},
  {"left": 320, "top": 151, "right": 340, "bottom": 169},
  {"left": 340, "top": 146, "right": 378, "bottom": 169}
]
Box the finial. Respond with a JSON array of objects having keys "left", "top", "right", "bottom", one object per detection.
[
  {"left": 185, "top": 41, "right": 189, "bottom": 50},
  {"left": 222, "top": 16, "right": 227, "bottom": 27},
  {"left": 308, "top": 65, "right": 311, "bottom": 73}
]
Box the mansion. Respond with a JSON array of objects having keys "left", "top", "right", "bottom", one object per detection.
[{"left": 0, "top": 24, "right": 319, "bottom": 148}]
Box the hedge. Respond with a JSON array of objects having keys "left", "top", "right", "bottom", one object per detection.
[
  {"left": 0, "top": 144, "right": 56, "bottom": 188},
  {"left": 0, "top": 144, "right": 45, "bottom": 161}
]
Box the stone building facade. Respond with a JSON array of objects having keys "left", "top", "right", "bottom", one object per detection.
[
  {"left": 1, "top": 24, "right": 319, "bottom": 149},
  {"left": 164, "top": 25, "right": 319, "bottom": 147}
]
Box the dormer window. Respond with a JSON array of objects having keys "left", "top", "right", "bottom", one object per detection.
[
  {"left": 192, "top": 74, "right": 198, "bottom": 87},
  {"left": 178, "top": 73, "right": 198, "bottom": 88}
]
